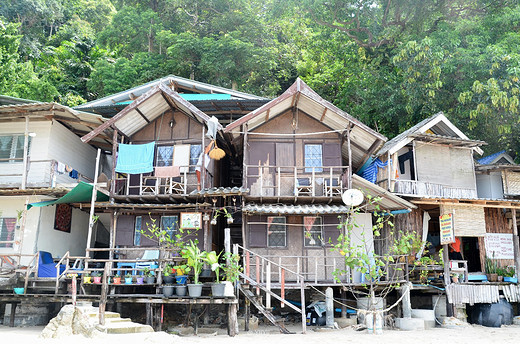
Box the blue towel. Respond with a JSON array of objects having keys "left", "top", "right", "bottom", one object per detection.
[
  {"left": 116, "top": 142, "right": 155, "bottom": 174},
  {"left": 69, "top": 169, "right": 78, "bottom": 179}
]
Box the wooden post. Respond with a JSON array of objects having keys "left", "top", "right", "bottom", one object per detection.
[
  {"left": 21, "top": 116, "right": 29, "bottom": 190},
  {"left": 98, "top": 263, "right": 110, "bottom": 326},
  {"left": 300, "top": 279, "right": 306, "bottom": 334},
  {"left": 512, "top": 208, "right": 520, "bottom": 276},
  {"left": 224, "top": 227, "right": 231, "bottom": 258},
  {"left": 201, "top": 125, "right": 206, "bottom": 190},
  {"left": 110, "top": 128, "right": 118, "bottom": 201},
  {"left": 266, "top": 262, "right": 271, "bottom": 309},
  {"left": 443, "top": 244, "right": 454, "bottom": 317},
  {"left": 85, "top": 148, "right": 101, "bottom": 270},
  {"left": 346, "top": 124, "right": 352, "bottom": 189},
  {"left": 280, "top": 268, "right": 285, "bottom": 308},
  {"left": 341, "top": 289, "right": 347, "bottom": 318},
  {"left": 255, "top": 256, "right": 260, "bottom": 296},
  {"left": 227, "top": 303, "right": 239, "bottom": 336},
  {"left": 9, "top": 302, "right": 17, "bottom": 327},
  {"left": 242, "top": 124, "right": 249, "bottom": 188},
  {"left": 146, "top": 303, "right": 152, "bottom": 326}
]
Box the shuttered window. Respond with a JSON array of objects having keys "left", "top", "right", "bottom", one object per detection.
[
  {"left": 0, "top": 218, "right": 16, "bottom": 248},
  {"left": 0, "top": 135, "right": 31, "bottom": 163}
]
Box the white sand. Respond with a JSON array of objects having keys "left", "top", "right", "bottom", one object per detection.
[{"left": 1, "top": 324, "right": 520, "bottom": 344}]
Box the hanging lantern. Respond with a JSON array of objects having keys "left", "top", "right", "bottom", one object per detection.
[{"left": 227, "top": 215, "right": 233, "bottom": 224}]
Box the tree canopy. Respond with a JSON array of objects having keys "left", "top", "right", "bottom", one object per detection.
[{"left": 2, "top": 0, "right": 520, "bottom": 157}]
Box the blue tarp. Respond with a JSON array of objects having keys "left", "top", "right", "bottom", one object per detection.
[{"left": 361, "top": 158, "right": 391, "bottom": 183}]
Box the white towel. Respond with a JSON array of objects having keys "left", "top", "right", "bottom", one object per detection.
[{"left": 56, "top": 162, "right": 66, "bottom": 174}]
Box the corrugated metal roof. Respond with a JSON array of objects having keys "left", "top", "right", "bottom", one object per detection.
[
  {"left": 75, "top": 75, "right": 267, "bottom": 111},
  {"left": 0, "top": 102, "right": 109, "bottom": 150},
  {"left": 352, "top": 174, "right": 416, "bottom": 211},
  {"left": 0, "top": 95, "right": 40, "bottom": 106},
  {"left": 225, "top": 78, "right": 386, "bottom": 171},
  {"left": 378, "top": 112, "right": 484, "bottom": 156},
  {"left": 243, "top": 203, "right": 350, "bottom": 214},
  {"left": 190, "top": 186, "right": 249, "bottom": 196},
  {"left": 81, "top": 83, "right": 221, "bottom": 143}
]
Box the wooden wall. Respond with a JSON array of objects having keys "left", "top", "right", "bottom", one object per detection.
[
  {"left": 376, "top": 209, "right": 423, "bottom": 256},
  {"left": 479, "top": 208, "right": 514, "bottom": 269}
]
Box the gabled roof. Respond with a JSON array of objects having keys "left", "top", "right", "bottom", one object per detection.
[
  {"left": 378, "top": 112, "right": 484, "bottom": 156},
  {"left": 0, "top": 95, "right": 40, "bottom": 106},
  {"left": 81, "top": 83, "right": 221, "bottom": 143},
  {"left": 0, "top": 102, "right": 109, "bottom": 150},
  {"left": 75, "top": 75, "right": 267, "bottom": 115},
  {"left": 477, "top": 150, "right": 515, "bottom": 165},
  {"left": 224, "top": 78, "right": 386, "bottom": 171}
]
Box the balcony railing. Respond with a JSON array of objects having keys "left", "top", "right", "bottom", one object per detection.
[
  {"left": 113, "top": 164, "right": 213, "bottom": 197},
  {"left": 244, "top": 165, "right": 349, "bottom": 198},
  {"left": 393, "top": 179, "right": 477, "bottom": 198},
  {"left": 0, "top": 159, "right": 92, "bottom": 189}
]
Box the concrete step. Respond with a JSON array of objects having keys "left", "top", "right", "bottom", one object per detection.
[
  {"left": 97, "top": 322, "right": 154, "bottom": 334},
  {"left": 85, "top": 311, "right": 121, "bottom": 319}
]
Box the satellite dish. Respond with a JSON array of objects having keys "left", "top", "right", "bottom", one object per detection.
[{"left": 342, "top": 189, "right": 364, "bottom": 206}]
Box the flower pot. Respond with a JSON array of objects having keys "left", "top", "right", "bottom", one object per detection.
[
  {"left": 176, "top": 285, "right": 187, "bottom": 296},
  {"left": 93, "top": 276, "right": 102, "bottom": 284},
  {"left": 451, "top": 276, "right": 459, "bottom": 283},
  {"left": 211, "top": 282, "right": 226, "bottom": 297},
  {"left": 488, "top": 273, "right": 498, "bottom": 282},
  {"left": 175, "top": 275, "right": 187, "bottom": 285},
  {"left": 125, "top": 277, "right": 133, "bottom": 284},
  {"left": 113, "top": 276, "right": 121, "bottom": 284},
  {"left": 163, "top": 285, "right": 175, "bottom": 297},
  {"left": 163, "top": 275, "right": 175, "bottom": 284},
  {"left": 498, "top": 275, "right": 504, "bottom": 282},
  {"left": 83, "top": 276, "right": 92, "bottom": 284},
  {"left": 187, "top": 283, "right": 203, "bottom": 297},
  {"left": 223, "top": 281, "right": 235, "bottom": 297},
  {"left": 145, "top": 276, "right": 155, "bottom": 284},
  {"left": 136, "top": 276, "right": 144, "bottom": 285}
]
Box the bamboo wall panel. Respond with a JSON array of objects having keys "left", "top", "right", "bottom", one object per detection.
[
  {"left": 440, "top": 204, "right": 485, "bottom": 237},
  {"left": 503, "top": 170, "right": 520, "bottom": 195},
  {"left": 377, "top": 208, "right": 423, "bottom": 255}
]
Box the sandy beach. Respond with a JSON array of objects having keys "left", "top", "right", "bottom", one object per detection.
[{"left": 2, "top": 323, "right": 520, "bottom": 344}]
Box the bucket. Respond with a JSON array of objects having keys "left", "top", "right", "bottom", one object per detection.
[{"left": 357, "top": 297, "right": 385, "bottom": 325}]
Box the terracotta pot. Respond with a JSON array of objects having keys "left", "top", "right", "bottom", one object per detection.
[{"left": 113, "top": 276, "right": 121, "bottom": 284}]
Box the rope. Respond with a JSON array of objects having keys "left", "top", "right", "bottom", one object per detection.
[{"left": 234, "top": 129, "right": 345, "bottom": 137}]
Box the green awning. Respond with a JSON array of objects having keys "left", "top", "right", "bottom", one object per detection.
[{"left": 27, "top": 181, "right": 109, "bottom": 210}]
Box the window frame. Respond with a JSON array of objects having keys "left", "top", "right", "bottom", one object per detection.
[
  {"left": 0, "top": 134, "right": 32, "bottom": 163},
  {"left": 133, "top": 215, "right": 142, "bottom": 246},
  {"left": 0, "top": 217, "right": 17, "bottom": 248},
  {"left": 267, "top": 216, "right": 287, "bottom": 248},
  {"left": 304, "top": 143, "right": 323, "bottom": 173},
  {"left": 161, "top": 215, "right": 179, "bottom": 241},
  {"left": 303, "top": 216, "right": 323, "bottom": 248}
]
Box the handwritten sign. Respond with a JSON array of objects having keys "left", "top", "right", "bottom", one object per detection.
[
  {"left": 180, "top": 212, "right": 202, "bottom": 229},
  {"left": 484, "top": 233, "right": 514, "bottom": 260},
  {"left": 440, "top": 213, "right": 455, "bottom": 245}
]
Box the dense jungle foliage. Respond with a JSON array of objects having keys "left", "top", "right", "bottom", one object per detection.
[{"left": 1, "top": 0, "right": 520, "bottom": 156}]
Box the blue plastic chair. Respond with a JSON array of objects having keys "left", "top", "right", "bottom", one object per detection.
[{"left": 38, "top": 251, "right": 66, "bottom": 278}]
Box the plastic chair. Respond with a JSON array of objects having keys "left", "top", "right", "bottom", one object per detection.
[
  {"left": 38, "top": 251, "right": 66, "bottom": 278},
  {"left": 324, "top": 178, "right": 342, "bottom": 197},
  {"left": 136, "top": 250, "right": 160, "bottom": 274},
  {"left": 296, "top": 177, "right": 313, "bottom": 196}
]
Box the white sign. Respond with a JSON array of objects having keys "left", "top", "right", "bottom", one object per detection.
[{"left": 484, "top": 233, "right": 514, "bottom": 260}]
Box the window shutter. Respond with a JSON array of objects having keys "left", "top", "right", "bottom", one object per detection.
[
  {"left": 249, "top": 215, "right": 267, "bottom": 248},
  {"left": 115, "top": 215, "right": 135, "bottom": 246},
  {"left": 323, "top": 215, "right": 342, "bottom": 245},
  {"left": 322, "top": 142, "right": 341, "bottom": 167}
]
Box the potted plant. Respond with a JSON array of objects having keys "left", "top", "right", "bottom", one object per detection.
[
  {"left": 124, "top": 273, "right": 133, "bottom": 284},
  {"left": 92, "top": 271, "right": 102, "bottom": 284},
  {"left": 212, "top": 207, "right": 234, "bottom": 225},
  {"left": 182, "top": 240, "right": 206, "bottom": 297},
  {"left": 83, "top": 272, "right": 92, "bottom": 284},
  {"left": 163, "top": 264, "right": 175, "bottom": 284},
  {"left": 143, "top": 268, "right": 155, "bottom": 284},
  {"left": 451, "top": 273, "right": 460, "bottom": 283},
  {"left": 222, "top": 252, "right": 242, "bottom": 296},
  {"left": 205, "top": 251, "right": 225, "bottom": 297},
  {"left": 485, "top": 256, "right": 498, "bottom": 282},
  {"left": 136, "top": 275, "right": 144, "bottom": 285},
  {"left": 112, "top": 274, "right": 121, "bottom": 284},
  {"left": 173, "top": 262, "right": 188, "bottom": 285},
  {"left": 503, "top": 266, "right": 517, "bottom": 283}
]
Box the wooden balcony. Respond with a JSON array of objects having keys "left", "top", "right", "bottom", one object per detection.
[
  {"left": 244, "top": 165, "right": 348, "bottom": 200},
  {"left": 112, "top": 164, "right": 212, "bottom": 197},
  {"left": 393, "top": 179, "right": 477, "bottom": 199}
]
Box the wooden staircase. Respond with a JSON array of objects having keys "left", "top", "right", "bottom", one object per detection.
[{"left": 239, "top": 284, "right": 292, "bottom": 334}]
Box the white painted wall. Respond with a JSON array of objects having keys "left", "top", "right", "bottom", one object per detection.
[
  {"left": 47, "top": 120, "right": 97, "bottom": 184},
  {"left": 476, "top": 172, "right": 504, "bottom": 199}
]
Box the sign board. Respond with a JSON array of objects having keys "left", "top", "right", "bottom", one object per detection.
[
  {"left": 439, "top": 213, "right": 455, "bottom": 245},
  {"left": 180, "top": 212, "right": 202, "bottom": 229},
  {"left": 484, "top": 233, "right": 514, "bottom": 260}
]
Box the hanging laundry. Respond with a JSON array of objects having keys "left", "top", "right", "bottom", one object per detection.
[
  {"left": 361, "top": 158, "right": 391, "bottom": 184},
  {"left": 115, "top": 142, "right": 155, "bottom": 174},
  {"left": 56, "top": 162, "right": 66, "bottom": 174},
  {"left": 69, "top": 169, "right": 79, "bottom": 179},
  {"left": 155, "top": 166, "right": 180, "bottom": 178}
]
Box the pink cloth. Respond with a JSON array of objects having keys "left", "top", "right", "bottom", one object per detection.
[{"left": 155, "top": 166, "right": 180, "bottom": 177}]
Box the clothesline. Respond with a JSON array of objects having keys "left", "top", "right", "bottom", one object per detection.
[{"left": 233, "top": 129, "right": 345, "bottom": 136}]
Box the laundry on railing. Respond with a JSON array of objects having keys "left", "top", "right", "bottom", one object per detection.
[
  {"left": 115, "top": 142, "right": 155, "bottom": 174},
  {"left": 155, "top": 165, "right": 180, "bottom": 177}
]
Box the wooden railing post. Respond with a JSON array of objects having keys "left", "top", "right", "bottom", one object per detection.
[
  {"left": 280, "top": 268, "right": 285, "bottom": 308},
  {"left": 266, "top": 262, "right": 271, "bottom": 309},
  {"left": 300, "top": 279, "right": 306, "bottom": 334}
]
